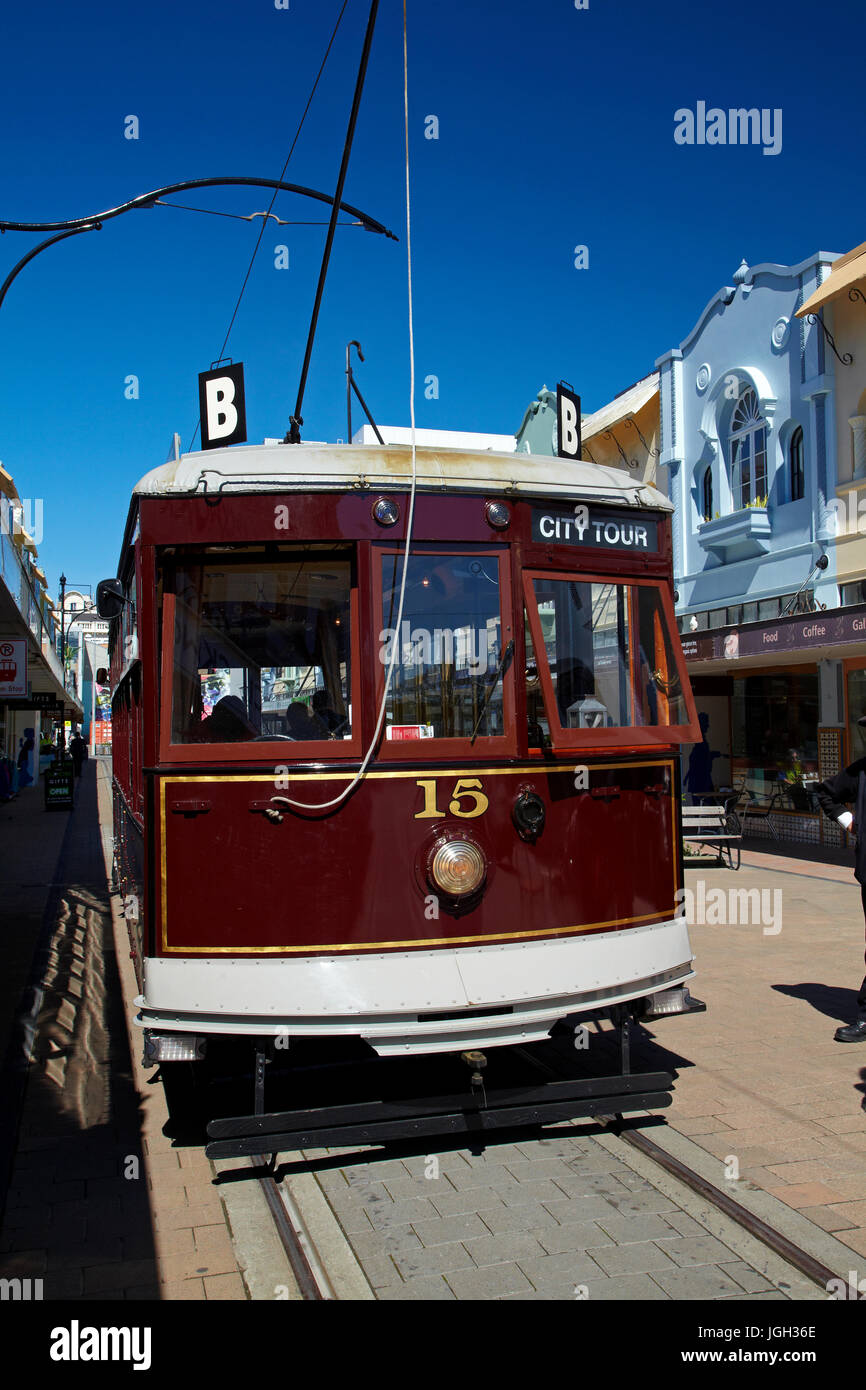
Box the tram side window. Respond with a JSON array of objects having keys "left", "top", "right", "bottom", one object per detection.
[
  {"left": 529, "top": 578, "right": 688, "bottom": 731},
  {"left": 169, "top": 559, "right": 353, "bottom": 744},
  {"left": 525, "top": 611, "right": 550, "bottom": 750},
  {"left": 380, "top": 553, "right": 504, "bottom": 740}
]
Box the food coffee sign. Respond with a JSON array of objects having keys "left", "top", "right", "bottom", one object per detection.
[{"left": 0, "top": 640, "right": 27, "bottom": 696}]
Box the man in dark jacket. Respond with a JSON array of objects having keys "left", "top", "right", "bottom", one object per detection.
[{"left": 816, "top": 722, "right": 866, "bottom": 1042}]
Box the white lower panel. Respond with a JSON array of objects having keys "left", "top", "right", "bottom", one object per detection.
[{"left": 137, "top": 918, "right": 695, "bottom": 1055}]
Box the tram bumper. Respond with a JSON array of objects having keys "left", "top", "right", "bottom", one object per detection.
[{"left": 135, "top": 914, "right": 696, "bottom": 1057}]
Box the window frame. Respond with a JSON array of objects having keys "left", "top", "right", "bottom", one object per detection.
[
  {"left": 790, "top": 425, "right": 805, "bottom": 501},
  {"left": 373, "top": 543, "right": 517, "bottom": 762},
  {"left": 522, "top": 568, "right": 700, "bottom": 750},
  {"left": 729, "top": 387, "right": 768, "bottom": 510},
  {"left": 157, "top": 549, "right": 363, "bottom": 764}
]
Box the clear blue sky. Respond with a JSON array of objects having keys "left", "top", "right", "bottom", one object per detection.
[{"left": 0, "top": 0, "right": 863, "bottom": 596}]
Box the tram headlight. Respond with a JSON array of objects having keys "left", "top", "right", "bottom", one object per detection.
[{"left": 428, "top": 838, "right": 486, "bottom": 897}]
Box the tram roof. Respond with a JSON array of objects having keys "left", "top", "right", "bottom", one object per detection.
[{"left": 132, "top": 443, "right": 673, "bottom": 511}]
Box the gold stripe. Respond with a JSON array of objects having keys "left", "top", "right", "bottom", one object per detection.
[
  {"left": 158, "top": 758, "right": 672, "bottom": 784},
  {"left": 157, "top": 759, "right": 678, "bottom": 954},
  {"left": 161, "top": 909, "right": 674, "bottom": 954}
]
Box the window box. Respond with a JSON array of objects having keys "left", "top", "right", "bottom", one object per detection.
[{"left": 697, "top": 507, "right": 771, "bottom": 559}]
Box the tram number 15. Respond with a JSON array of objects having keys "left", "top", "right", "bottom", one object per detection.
[{"left": 415, "top": 778, "right": 488, "bottom": 819}]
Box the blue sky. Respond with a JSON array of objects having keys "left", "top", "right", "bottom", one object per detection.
[{"left": 0, "top": 0, "right": 863, "bottom": 594}]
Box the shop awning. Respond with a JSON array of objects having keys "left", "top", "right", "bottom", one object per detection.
[
  {"left": 581, "top": 373, "right": 658, "bottom": 443},
  {"left": 796, "top": 241, "right": 866, "bottom": 318}
]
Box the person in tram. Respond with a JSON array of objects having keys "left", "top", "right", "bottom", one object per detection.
[
  {"left": 816, "top": 715, "right": 866, "bottom": 1043},
  {"left": 200, "top": 695, "right": 257, "bottom": 742},
  {"left": 285, "top": 700, "right": 328, "bottom": 740}
]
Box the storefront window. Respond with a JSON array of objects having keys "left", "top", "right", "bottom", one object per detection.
[{"left": 731, "top": 671, "right": 819, "bottom": 796}]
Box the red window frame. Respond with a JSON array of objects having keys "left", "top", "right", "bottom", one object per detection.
[
  {"left": 157, "top": 552, "right": 363, "bottom": 764},
  {"left": 522, "top": 568, "right": 700, "bottom": 750},
  {"left": 373, "top": 543, "right": 517, "bottom": 761}
]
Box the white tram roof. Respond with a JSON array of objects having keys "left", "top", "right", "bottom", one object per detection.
[{"left": 132, "top": 443, "right": 673, "bottom": 512}]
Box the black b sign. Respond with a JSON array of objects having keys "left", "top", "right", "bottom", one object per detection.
[
  {"left": 199, "top": 363, "right": 247, "bottom": 450},
  {"left": 556, "top": 382, "right": 581, "bottom": 461}
]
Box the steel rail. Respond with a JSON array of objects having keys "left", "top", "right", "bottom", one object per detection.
[
  {"left": 251, "top": 1155, "right": 332, "bottom": 1300},
  {"left": 0, "top": 177, "right": 397, "bottom": 240},
  {"left": 620, "top": 1128, "right": 840, "bottom": 1292}
]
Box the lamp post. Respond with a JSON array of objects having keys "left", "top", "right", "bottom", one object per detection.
[{"left": 58, "top": 572, "right": 67, "bottom": 758}]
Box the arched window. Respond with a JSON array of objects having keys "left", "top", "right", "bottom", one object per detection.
[
  {"left": 729, "top": 387, "right": 767, "bottom": 509},
  {"left": 790, "top": 425, "right": 804, "bottom": 501},
  {"left": 701, "top": 467, "right": 713, "bottom": 522}
]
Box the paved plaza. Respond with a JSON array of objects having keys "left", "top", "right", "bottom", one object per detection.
[{"left": 1, "top": 763, "right": 866, "bottom": 1300}]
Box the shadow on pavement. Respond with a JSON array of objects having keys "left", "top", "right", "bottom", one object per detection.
[{"left": 0, "top": 760, "right": 157, "bottom": 1299}]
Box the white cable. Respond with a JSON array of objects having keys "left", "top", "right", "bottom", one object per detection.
[{"left": 269, "top": 0, "right": 417, "bottom": 815}]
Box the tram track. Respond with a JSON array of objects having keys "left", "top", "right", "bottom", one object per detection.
[
  {"left": 246, "top": 1113, "right": 841, "bottom": 1302},
  {"left": 616, "top": 1128, "right": 840, "bottom": 1294},
  {"left": 250, "top": 1156, "right": 335, "bottom": 1301}
]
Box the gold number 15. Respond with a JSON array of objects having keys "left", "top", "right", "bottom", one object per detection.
[{"left": 415, "top": 778, "right": 489, "bottom": 820}]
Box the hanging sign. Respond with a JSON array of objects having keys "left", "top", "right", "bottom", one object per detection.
[
  {"left": 556, "top": 381, "right": 582, "bottom": 461},
  {"left": 0, "top": 639, "right": 27, "bottom": 697},
  {"left": 199, "top": 363, "right": 247, "bottom": 450}
]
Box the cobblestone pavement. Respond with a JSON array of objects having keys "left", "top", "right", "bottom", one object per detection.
[{"left": 296, "top": 1127, "right": 820, "bottom": 1301}]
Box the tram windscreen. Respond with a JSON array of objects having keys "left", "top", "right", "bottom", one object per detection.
[
  {"left": 530, "top": 578, "right": 687, "bottom": 733},
  {"left": 380, "top": 553, "right": 504, "bottom": 740},
  {"left": 170, "top": 558, "right": 352, "bottom": 743}
]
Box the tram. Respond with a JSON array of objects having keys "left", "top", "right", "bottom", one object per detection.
[{"left": 100, "top": 439, "right": 702, "bottom": 1151}]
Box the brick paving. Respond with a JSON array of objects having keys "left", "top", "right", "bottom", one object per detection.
[
  {"left": 3, "top": 759, "right": 865, "bottom": 1301},
  {"left": 656, "top": 844, "right": 866, "bottom": 1261},
  {"left": 0, "top": 759, "right": 250, "bottom": 1300}
]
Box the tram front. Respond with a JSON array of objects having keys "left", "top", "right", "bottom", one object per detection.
[{"left": 114, "top": 443, "right": 701, "bottom": 1066}]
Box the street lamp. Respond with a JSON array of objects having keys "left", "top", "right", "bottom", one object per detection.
[{"left": 58, "top": 572, "right": 67, "bottom": 757}]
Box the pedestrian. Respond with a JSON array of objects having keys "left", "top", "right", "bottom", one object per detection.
[
  {"left": 69, "top": 730, "right": 87, "bottom": 777},
  {"left": 816, "top": 718, "right": 866, "bottom": 1042}
]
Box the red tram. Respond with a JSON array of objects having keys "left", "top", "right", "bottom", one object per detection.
[{"left": 100, "top": 440, "right": 702, "bottom": 1151}]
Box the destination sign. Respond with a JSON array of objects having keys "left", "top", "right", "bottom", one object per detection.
[{"left": 531, "top": 505, "right": 659, "bottom": 552}]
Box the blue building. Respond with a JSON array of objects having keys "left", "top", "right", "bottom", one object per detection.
[
  {"left": 657, "top": 251, "right": 866, "bottom": 834},
  {"left": 657, "top": 253, "right": 838, "bottom": 628},
  {"left": 517, "top": 248, "right": 866, "bottom": 840}
]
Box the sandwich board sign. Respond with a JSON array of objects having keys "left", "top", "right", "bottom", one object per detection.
[{"left": 199, "top": 363, "right": 247, "bottom": 450}]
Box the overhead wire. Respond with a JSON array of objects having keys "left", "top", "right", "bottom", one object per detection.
[{"left": 268, "top": 0, "right": 418, "bottom": 815}]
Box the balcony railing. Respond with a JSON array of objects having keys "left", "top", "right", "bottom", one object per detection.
[{"left": 0, "top": 524, "right": 64, "bottom": 687}]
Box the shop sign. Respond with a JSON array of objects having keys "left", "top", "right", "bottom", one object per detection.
[
  {"left": 683, "top": 604, "right": 866, "bottom": 663},
  {"left": 531, "top": 505, "right": 658, "bottom": 551},
  {"left": 0, "top": 639, "right": 27, "bottom": 697}
]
